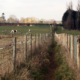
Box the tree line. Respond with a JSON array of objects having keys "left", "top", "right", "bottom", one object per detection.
[
  {"left": 62, "top": 0, "right": 80, "bottom": 30},
  {"left": 0, "top": 14, "right": 56, "bottom": 24}
]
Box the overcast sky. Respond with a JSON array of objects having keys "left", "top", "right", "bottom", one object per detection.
[{"left": 0, "top": 0, "right": 78, "bottom": 21}]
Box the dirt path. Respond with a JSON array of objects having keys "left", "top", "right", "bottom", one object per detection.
[
  {"left": 43, "top": 42, "right": 58, "bottom": 80},
  {"left": 44, "top": 52, "right": 57, "bottom": 80}
]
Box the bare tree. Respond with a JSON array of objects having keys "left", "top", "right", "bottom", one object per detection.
[
  {"left": 7, "top": 15, "right": 18, "bottom": 23},
  {"left": 19, "top": 17, "right": 25, "bottom": 23},
  {"left": 65, "top": 1, "right": 75, "bottom": 30},
  {"left": 66, "top": 1, "right": 73, "bottom": 11},
  {"left": 76, "top": 0, "right": 80, "bottom": 30}
]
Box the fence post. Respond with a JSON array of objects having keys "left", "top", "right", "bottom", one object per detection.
[
  {"left": 42, "top": 34, "right": 44, "bottom": 44},
  {"left": 67, "top": 34, "right": 68, "bottom": 49},
  {"left": 42, "top": 33, "right": 44, "bottom": 43},
  {"left": 13, "top": 37, "right": 16, "bottom": 72},
  {"left": 71, "top": 35, "right": 74, "bottom": 59},
  {"left": 43, "top": 33, "right": 45, "bottom": 42},
  {"left": 62, "top": 34, "right": 63, "bottom": 45},
  {"left": 68, "top": 35, "right": 70, "bottom": 52},
  {"left": 30, "top": 33, "right": 32, "bottom": 58},
  {"left": 50, "top": 25, "right": 52, "bottom": 36},
  {"left": 34, "top": 34, "right": 36, "bottom": 51},
  {"left": 24, "top": 34, "right": 27, "bottom": 60},
  {"left": 47, "top": 33, "right": 49, "bottom": 38},
  {"left": 63, "top": 34, "right": 65, "bottom": 46},
  {"left": 40, "top": 33, "right": 42, "bottom": 44},
  {"left": 64, "top": 34, "right": 66, "bottom": 47},
  {"left": 38, "top": 33, "right": 39, "bottom": 47},
  {"left": 46, "top": 33, "right": 47, "bottom": 39},
  {"left": 45, "top": 33, "right": 46, "bottom": 40},
  {"left": 66, "top": 34, "right": 68, "bottom": 48},
  {"left": 46, "top": 33, "right": 48, "bottom": 39},
  {"left": 44, "top": 33, "right": 45, "bottom": 40},
  {"left": 77, "top": 36, "right": 80, "bottom": 70},
  {"left": 61, "top": 34, "right": 63, "bottom": 43},
  {"left": 61, "top": 33, "right": 63, "bottom": 45}
]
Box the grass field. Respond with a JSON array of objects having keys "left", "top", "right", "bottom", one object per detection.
[
  {"left": 56, "top": 26, "right": 80, "bottom": 35},
  {"left": 0, "top": 26, "right": 50, "bottom": 35},
  {"left": 0, "top": 25, "right": 50, "bottom": 48}
]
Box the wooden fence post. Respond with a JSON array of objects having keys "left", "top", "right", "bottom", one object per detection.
[
  {"left": 71, "top": 35, "right": 74, "bottom": 59},
  {"left": 64, "top": 34, "right": 66, "bottom": 46},
  {"left": 68, "top": 35, "right": 70, "bottom": 52},
  {"left": 58, "top": 34, "right": 59, "bottom": 39},
  {"left": 64, "top": 34, "right": 66, "bottom": 47},
  {"left": 61, "top": 34, "right": 63, "bottom": 43},
  {"left": 66, "top": 34, "right": 68, "bottom": 49},
  {"left": 49, "top": 33, "right": 50, "bottom": 38},
  {"left": 44, "top": 33, "right": 45, "bottom": 41},
  {"left": 43, "top": 34, "right": 44, "bottom": 43},
  {"left": 38, "top": 33, "right": 39, "bottom": 47},
  {"left": 50, "top": 25, "right": 52, "bottom": 36},
  {"left": 46, "top": 33, "right": 48, "bottom": 39},
  {"left": 59, "top": 34, "right": 61, "bottom": 42},
  {"left": 62, "top": 34, "right": 64, "bottom": 45},
  {"left": 42, "top": 34, "right": 44, "bottom": 44},
  {"left": 40, "top": 33, "right": 42, "bottom": 44},
  {"left": 47, "top": 33, "right": 48, "bottom": 38},
  {"left": 34, "top": 34, "right": 36, "bottom": 51},
  {"left": 77, "top": 36, "right": 80, "bottom": 70},
  {"left": 63, "top": 34, "right": 65, "bottom": 46},
  {"left": 44, "top": 33, "right": 45, "bottom": 40},
  {"left": 13, "top": 37, "right": 16, "bottom": 72},
  {"left": 62, "top": 34, "right": 63, "bottom": 45},
  {"left": 45, "top": 33, "right": 46, "bottom": 40},
  {"left": 43, "top": 33, "right": 45, "bottom": 42},
  {"left": 24, "top": 34, "right": 27, "bottom": 60},
  {"left": 66, "top": 34, "right": 68, "bottom": 48},
  {"left": 30, "top": 33, "right": 32, "bottom": 57}
]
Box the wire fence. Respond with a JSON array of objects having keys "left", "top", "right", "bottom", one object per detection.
[{"left": 0, "top": 33, "right": 51, "bottom": 76}]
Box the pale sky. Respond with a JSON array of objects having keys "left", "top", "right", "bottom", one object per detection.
[{"left": 0, "top": 0, "right": 78, "bottom": 21}]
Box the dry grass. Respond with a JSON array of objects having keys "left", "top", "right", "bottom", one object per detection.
[
  {"left": 0, "top": 35, "right": 37, "bottom": 77},
  {"left": 0, "top": 34, "right": 50, "bottom": 80},
  {"left": 0, "top": 38, "right": 51, "bottom": 80}
]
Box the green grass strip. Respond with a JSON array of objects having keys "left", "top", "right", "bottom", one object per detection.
[{"left": 56, "top": 26, "right": 80, "bottom": 35}]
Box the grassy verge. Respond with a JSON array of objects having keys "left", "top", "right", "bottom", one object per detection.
[
  {"left": 0, "top": 38, "right": 51, "bottom": 80},
  {"left": 56, "top": 26, "right": 80, "bottom": 35},
  {"left": 0, "top": 35, "right": 76, "bottom": 80},
  {"left": 43, "top": 35, "right": 76, "bottom": 80},
  {"left": 52, "top": 35, "right": 76, "bottom": 80},
  {"left": 53, "top": 44, "right": 76, "bottom": 80}
]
